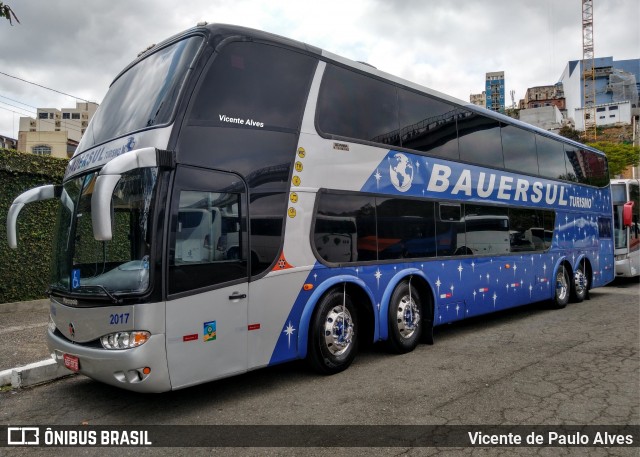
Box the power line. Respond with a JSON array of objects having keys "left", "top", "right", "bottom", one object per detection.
[
  {"left": 0, "top": 71, "right": 92, "bottom": 103},
  {"left": 0, "top": 104, "right": 86, "bottom": 135}
]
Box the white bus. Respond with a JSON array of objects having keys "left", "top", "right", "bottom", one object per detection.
[
  {"left": 7, "top": 24, "right": 614, "bottom": 392},
  {"left": 611, "top": 178, "right": 639, "bottom": 277}
]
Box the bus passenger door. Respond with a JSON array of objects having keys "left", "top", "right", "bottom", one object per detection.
[{"left": 165, "top": 166, "right": 249, "bottom": 389}]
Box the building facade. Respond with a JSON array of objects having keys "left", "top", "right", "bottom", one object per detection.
[
  {"left": 0, "top": 134, "right": 17, "bottom": 150},
  {"left": 523, "top": 84, "right": 566, "bottom": 111},
  {"left": 469, "top": 91, "right": 486, "bottom": 107},
  {"left": 18, "top": 101, "right": 98, "bottom": 158},
  {"left": 485, "top": 71, "right": 505, "bottom": 112},
  {"left": 559, "top": 57, "right": 639, "bottom": 131}
]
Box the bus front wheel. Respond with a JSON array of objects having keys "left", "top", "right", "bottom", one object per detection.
[
  {"left": 552, "top": 265, "right": 570, "bottom": 309},
  {"left": 307, "top": 289, "right": 358, "bottom": 375},
  {"left": 386, "top": 280, "right": 423, "bottom": 354}
]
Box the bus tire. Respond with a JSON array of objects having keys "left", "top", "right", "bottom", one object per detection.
[
  {"left": 552, "top": 265, "right": 570, "bottom": 309},
  {"left": 386, "top": 280, "right": 422, "bottom": 354},
  {"left": 307, "top": 289, "right": 358, "bottom": 375},
  {"left": 571, "top": 264, "right": 588, "bottom": 303}
]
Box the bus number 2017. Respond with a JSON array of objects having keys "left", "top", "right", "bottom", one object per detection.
[{"left": 109, "top": 313, "right": 130, "bottom": 325}]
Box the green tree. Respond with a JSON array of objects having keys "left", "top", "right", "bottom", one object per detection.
[
  {"left": 0, "top": 2, "right": 19, "bottom": 25},
  {"left": 587, "top": 141, "right": 640, "bottom": 177},
  {"left": 558, "top": 125, "right": 581, "bottom": 142}
]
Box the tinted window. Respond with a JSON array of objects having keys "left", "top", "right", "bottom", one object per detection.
[
  {"left": 398, "top": 89, "right": 459, "bottom": 160},
  {"left": 314, "top": 193, "right": 376, "bottom": 263},
  {"left": 317, "top": 64, "right": 400, "bottom": 145},
  {"left": 565, "top": 147, "right": 609, "bottom": 187},
  {"left": 509, "top": 208, "right": 543, "bottom": 252},
  {"left": 536, "top": 135, "right": 567, "bottom": 180},
  {"left": 189, "top": 41, "right": 317, "bottom": 131},
  {"left": 502, "top": 125, "right": 537, "bottom": 174},
  {"left": 464, "top": 205, "right": 510, "bottom": 255},
  {"left": 583, "top": 150, "right": 609, "bottom": 187},
  {"left": 598, "top": 217, "right": 612, "bottom": 238},
  {"left": 436, "top": 203, "right": 465, "bottom": 256},
  {"left": 457, "top": 111, "right": 504, "bottom": 168},
  {"left": 80, "top": 36, "right": 202, "bottom": 152},
  {"left": 250, "top": 192, "right": 287, "bottom": 275},
  {"left": 168, "top": 168, "right": 248, "bottom": 295},
  {"left": 377, "top": 198, "right": 436, "bottom": 260}
]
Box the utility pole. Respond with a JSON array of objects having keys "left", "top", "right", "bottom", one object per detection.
[{"left": 582, "top": 0, "right": 597, "bottom": 141}]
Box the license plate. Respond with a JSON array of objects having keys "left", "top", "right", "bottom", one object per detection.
[{"left": 63, "top": 354, "right": 79, "bottom": 372}]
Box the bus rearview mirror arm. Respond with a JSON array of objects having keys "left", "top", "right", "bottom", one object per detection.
[
  {"left": 7, "top": 185, "right": 61, "bottom": 249},
  {"left": 91, "top": 148, "right": 173, "bottom": 241}
]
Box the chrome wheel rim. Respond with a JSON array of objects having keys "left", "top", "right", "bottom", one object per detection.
[
  {"left": 574, "top": 269, "right": 587, "bottom": 295},
  {"left": 396, "top": 294, "right": 420, "bottom": 339},
  {"left": 324, "top": 306, "right": 354, "bottom": 356},
  {"left": 556, "top": 269, "right": 568, "bottom": 301}
]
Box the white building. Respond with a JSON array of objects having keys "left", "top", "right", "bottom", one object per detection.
[
  {"left": 574, "top": 101, "right": 632, "bottom": 131},
  {"left": 18, "top": 101, "right": 98, "bottom": 158},
  {"left": 559, "top": 57, "right": 639, "bottom": 131},
  {"left": 519, "top": 105, "right": 564, "bottom": 132}
]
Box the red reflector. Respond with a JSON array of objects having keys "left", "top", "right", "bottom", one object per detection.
[
  {"left": 183, "top": 334, "right": 198, "bottom": 342},
  {"left": 248, "top": 324, "right": 261, "bottom": 331}
]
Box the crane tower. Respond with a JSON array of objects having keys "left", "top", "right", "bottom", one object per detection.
[{"left": 582, "top": 0, "right": 596, "bottom": 141}]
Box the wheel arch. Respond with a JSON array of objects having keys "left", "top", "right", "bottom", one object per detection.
[
  {"left": 296, "top": 275, "right": 377, "bottom": 360},
  {"left": 378, "top": 268, "right": 435, "bottom": 341}
]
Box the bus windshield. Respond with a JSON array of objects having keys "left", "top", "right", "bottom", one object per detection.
[
  {"left": 77, "top": 36, "right": 202, "bottom": 153},
  {"left": 50, "top": 168, "right": 158, "bottom": 297}
]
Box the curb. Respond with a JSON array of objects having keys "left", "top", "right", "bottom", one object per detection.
[
  {"left": 0, "top": 298, "right": 49, "bottom": 313},
  {"left": 0, "top": 359, "right": 73, "bottom": 389}
]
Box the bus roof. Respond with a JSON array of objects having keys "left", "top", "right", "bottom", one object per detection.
[{"left": 117, "top": 22, "right": 605, "bottom": 158}]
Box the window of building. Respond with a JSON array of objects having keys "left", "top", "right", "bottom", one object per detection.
[
  {"left": 38, "top": 112, "right": 49, "bottom": 119},
  {"left": 609, "top": 105, "right": 618, "bottom": 111},
  {"left": 71, "top": 113, "right": 81, "bottom": 120},
  {"left": 596, "top": 107, "right": 606, "bottom": 112},
  {"left": 62, "top": 113, "right": 70, "bottom": 119},
  {"left": 32, "top": 145, "right": 52, "bottom": 156}
]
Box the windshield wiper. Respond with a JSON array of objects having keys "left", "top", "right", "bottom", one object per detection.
[{"left": 76, "top": 285, "right": 121, "bottom": 304}]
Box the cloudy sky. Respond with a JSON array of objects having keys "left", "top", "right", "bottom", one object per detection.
[{"left": 0, "top": 0, "right": 638, "bottom": 139}]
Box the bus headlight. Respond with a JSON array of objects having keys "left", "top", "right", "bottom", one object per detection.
[{"left": 100, "top": 331, "right": 150, "bottom": 350}]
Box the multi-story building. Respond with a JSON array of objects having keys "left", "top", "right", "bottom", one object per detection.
[
  {"left": 18, "top": 101, "right": 98, "bottom": 158},
  {"left": 0, "top": 133, "right": 17, "bottom": 150},
  {"left": 559, "top": 56, "right": 639, "bottom": 130},
  {"left": 485, "top": 71, "right": 505, "bottom": 112},
  {"left": 469, "top": 91, "right": 486, "bottom": 107},
  {"left": 523, "top": 84, "right": 566, "bottom": 111}
]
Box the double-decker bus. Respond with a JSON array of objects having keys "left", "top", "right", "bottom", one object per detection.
[
  {"left": 611, "top": 178, "right": 639, "bottom": 277},
  {"left": 7, "top": 24, "right": 614, "bottom": 392}
]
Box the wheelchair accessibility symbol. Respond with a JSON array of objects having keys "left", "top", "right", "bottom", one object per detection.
[{"left": 72, "top": 269, "right": 81, "bottom": 290}]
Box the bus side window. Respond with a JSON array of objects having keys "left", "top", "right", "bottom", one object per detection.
[
  {"left": 168, "top": 167, "right": 248, "bottom": 295},
  {"left": 436, "top": 203, "right": 465, "bottom": 257}
]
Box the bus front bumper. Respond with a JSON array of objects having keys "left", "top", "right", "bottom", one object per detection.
[{"left": 47, "top": 330, "right": 171, "bottom": 393}]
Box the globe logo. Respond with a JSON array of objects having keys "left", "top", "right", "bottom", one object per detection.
[{"left": 389, "top": 153, "right": 414, "bottom": 192}]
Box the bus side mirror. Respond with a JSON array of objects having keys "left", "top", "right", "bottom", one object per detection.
[
  {"left": 623, "top": 201, "right": 634, "bottom": 228},
  {"left": 91, "top": 147, "right": 160, "bottom": 241},
  {"left": 7, "top": 185, "right": 61, "bottom": 249}
]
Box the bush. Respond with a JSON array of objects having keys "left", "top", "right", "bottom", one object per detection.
[{"left": 0, "top": 148, "right": 68, "bottom": 303}]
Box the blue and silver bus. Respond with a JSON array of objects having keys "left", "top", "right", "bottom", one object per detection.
[{"left": 7, "top": 24, "right": 614, "bottom": 392}]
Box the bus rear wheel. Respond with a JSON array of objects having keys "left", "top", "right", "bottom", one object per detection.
[
  {"left": 552, "top": 265, "right": 570, "bottom": 309},
  {"left": 386, "top": 280, "right": 422, "bottom": 354},
  {"left": 307, "top": 289, "right": 358, "bottom": 375},
  {"left": 571, "top": 264, "right": 588, "bottom": 303}
]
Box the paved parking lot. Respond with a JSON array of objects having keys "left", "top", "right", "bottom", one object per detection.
[{"left": 1, "top": 278, "right": 638, "bottom": 455}]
